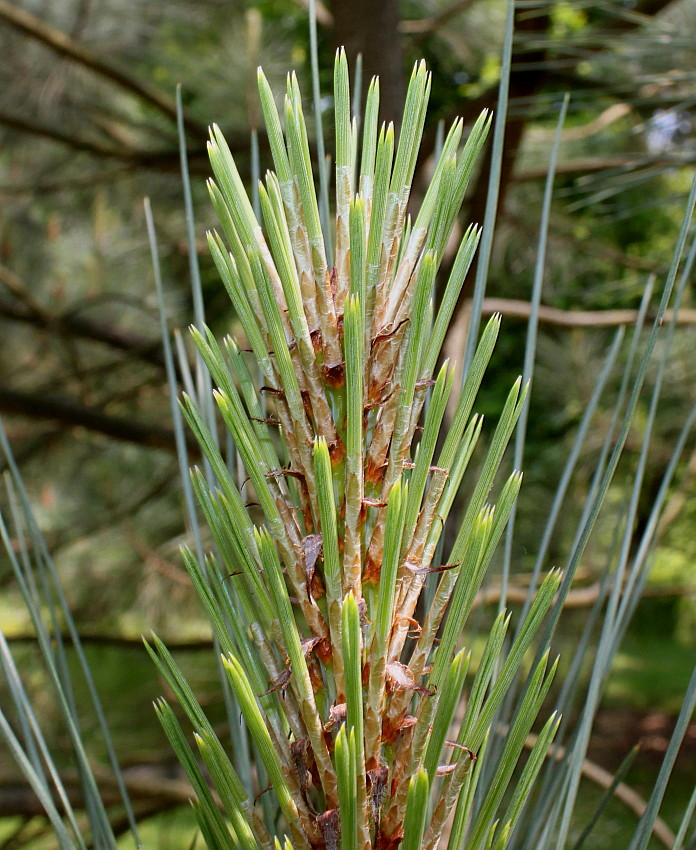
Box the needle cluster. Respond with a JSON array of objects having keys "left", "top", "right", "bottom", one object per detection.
[{"left": 147, "top": 51, "right": 561, "bottom": 850}]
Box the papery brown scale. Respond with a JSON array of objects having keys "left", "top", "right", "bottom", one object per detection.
[
  {"left": 309, "top": 571, "right": 324, "bottom": 600},
  {"left": 314, "top": 636, "right": 333, "bottom": 664},
  {"left": 300, "top": 389, "right": 314, "bottom": 420},
  {"left": 310, "top": 326, "right": 323, "bottom": 352},
  {"left": 290, "top": 738, "right": 315, "bottom": 808},
  {"left": 323, "top": 702, "right": 347, "bottom": 732},
  {"left": 322, "top": 361, "right": 345, "bottom": 388},
  {"left": 267, "top": 468, "right": 306, "bottom": 481},
  {"left": 260, "top": 668, "right": 292, "bottom": 698},
  {"left": 260, "top": 385, "right": 285, "bottom": 397},
  {"left": 327, "top": 436, "right": 345, "bottom": 465},
  {"left": 363, "top": 551, "right": 382, "bottom": 585},
  {"left": 399, "top": 616, "right": 422, "bottom": 638},
  {"left": 364, "top": 389, "right": 401, "bottom": 482},
  {"left": 301, "top": 636, "right": 321, "bottom": 658},
  {"left": 385, "top": 660, "right": 435, "bottom": 696},
  {"left": 435, "top": 763, "right": 458, "bottom": 777},
  {"left": 249, "top": 415, "right": 281, "bottom": 426},
  {"left": 317, "top": 809, "right": 340, "bottom": 850},
  {"left": 364, "top": 457, "right": 387, "bottom": 486},
  {"left": 303, "top": 535, "right": 323, "bottom": 595},
  {"left": 362, "top": 498, "right": 388, "bottom": 508},
  {"left": 307, "top": 656, "right": 324, "bottom": 694},
  {"left": 364, "top": 387, "right": 397, "bottom": 411},
  {"left": 377, "top": 827, "right": 404, "bottom": 850},
  {"left": 367, "top": 765, "right": 389, "bottom": 825},
  {"left": 329, "top": 265, "right": 338, "bottom": 301},
  {"left": 381, "top": 712, "right": 417, "bottom": 745}
]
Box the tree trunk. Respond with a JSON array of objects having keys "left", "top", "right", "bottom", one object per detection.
[{"left": 330, "top": 0, "right": 404, "bottom": 124}]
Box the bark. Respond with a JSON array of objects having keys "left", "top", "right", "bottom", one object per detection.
[{"left": 331, "top": 0, "right": 405, "bottom": 124}]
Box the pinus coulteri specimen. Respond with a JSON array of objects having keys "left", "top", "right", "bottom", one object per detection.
[
  {"left": 2, "top": 31, "right": 696, "bottom": 850},
  {"left": 144, "top": 51, "right": 564, "bottom": 850}
]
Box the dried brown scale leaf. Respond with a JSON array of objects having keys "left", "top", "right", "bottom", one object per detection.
[
  {"left": 267, "top": 468, "right": 307, "bottom": 481},
  {"left": 290, "top": 346, "right": 310, "bottom": 395},
  {"left": 295, "top": 252, "right": 321, "bottom": 334},
  {"left": 274, "top": 497, "right": 329, "bottom": 641},
  {"left": 303, "top": 535, "right": 323, "bottom": 591},
  {"left": 310, "top": 326, "right": 322, "bottom": 352},
  {"left": 280, "top": 754, "right": 323, "bottom": 849},
  {"left": 396, "top": 616, "right": 422, "bottom": 639},
  {"left": 367, "top": 322, "right": 409, "bottom": 404},
  {"left": 317, "top": 808, "right": 341, "bottom": 850},
  {"left": 363, "top": 470, "right": 401, "bottom": 585},
  {"left": 364, "top": 388, "right": 401, "bottom": 487},
  {"left": 313, "top": 636, "right": 333, "bottom": 665},
  {"left": 290, "top": 819, "right": 317, "bottom": 850},
  {"left": 367, "top": 765, "right": 389, "bottom": 826},
  {"left": 294, "top": 689, "right": 339, "bottom": 810},
  {"left": 401, "top": 562, "right": 457, "bottom": 682},
  {"left": 268, "top": 373, "right": 321, "bottom": 517},
  {"left": 306, "top": 656, "right": 325, "bottom": 694},
  {"left": 343, "top": 477, "right": 364, "bottom": 599},
  {"left": 329, "top": 265, "right": 338, "bottom": 302},
  {"left": 275, "top": 732, "right": 320, "bottom": 844},
  {"left": 290, "top": 738, "right": 315, "bottom": 809},
  {"left": 254, "top": 782, "right": 273, "bottom": 805},
  {"left": 382, "top": 398, "right": 431, "bottom": 503},
  {"left": 406, "top": 382, "right": 431, "bottom": 438},
  {"left": 370, "top": 319, "right": 409, "bottom": 352},
  {"left": 286, "top": 193, "right": 319, "bottom": 329},
  {"left": 321, "top": 360, "right": 345, "bottom": 389},
  {"left": 300, "top": 388, "right": 314, "bottom": 420},
  {"left": 375, "top": 392, "right": 420, "bottom": 492},
  {"left": 435, "top": 763, "right": 458, "bottom": 777},
  {"left": 362, "top": 497, "right": 388, "bottom": 508},
  {"left": 362, "top": 549, "right": 383, "bottom": 586},
  {"left": 376, "top": 827, "right": 404, "bottom": 850},
  {"left": 382, "top": 713, "right": 417, "bottom": 747},
  {"left": 323, "top": 702, "right": 347, "bottom": 732},
  {"left": 326, "top": 437, "right": 345, "bottom": 466},
  {"left": 250, "top": 416, "right": 281, "bottom": 426},
  {"left": 364, "top": 386, "right": 398, "bottom": 412},
  {"left": 284, "top": 307, "right": 342, "bottom": 454},
  {"left": 300, "top": 636, "right": 321, "bottom": 658},
  {"left": 444, "top": 741, "right": 476, "bottom": 756},
  {"left": 261, "top": 668, "right": 292, "bottom": 698},
  {"left": 343, "top": 523, "right": 363, "bottom": 598},
  {"left": 385, "top": 660, "right": 435, "bottom": 696},
  {"left": 255, "top": 224, "right": 296, "bottom": 337}
]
